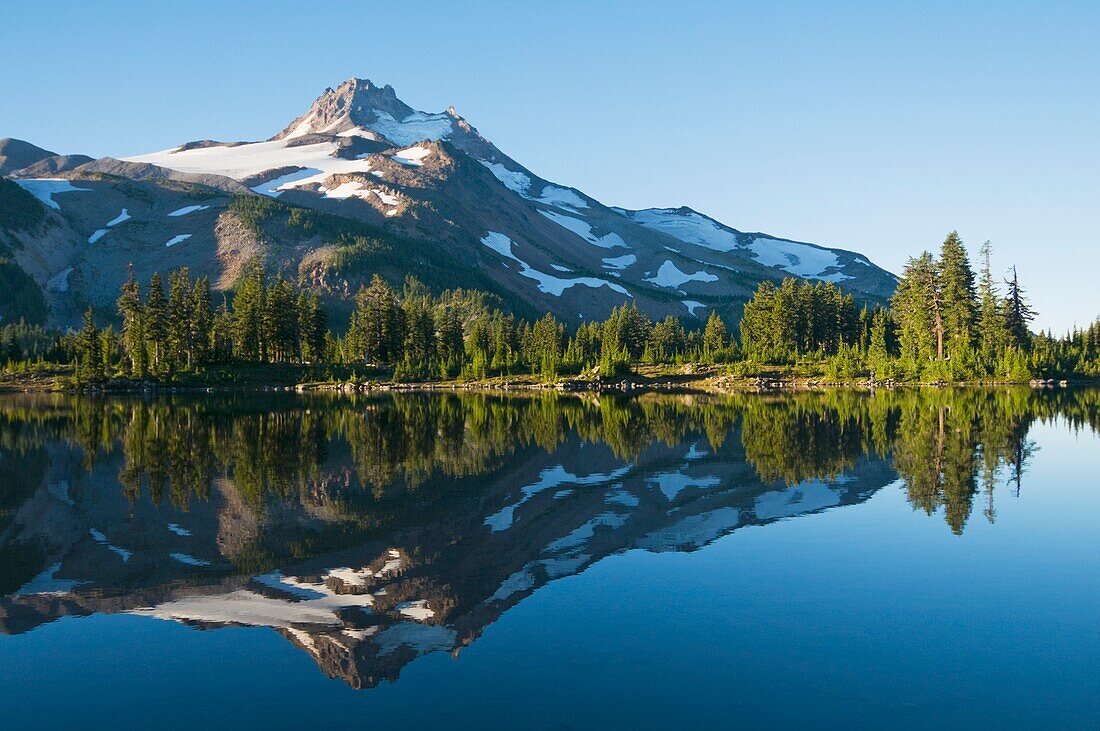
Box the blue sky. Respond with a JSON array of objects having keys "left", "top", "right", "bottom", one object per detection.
[{"left": 1, "top": 0, "right": 1096, "bottom": 330}]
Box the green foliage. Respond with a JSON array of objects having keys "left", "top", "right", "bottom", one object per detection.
[
  {"left": 740, "top": 278, "right": 859, "bottom": 362},
  {"left": 0, "top": 178, "right": 49, "bottom": 234}
]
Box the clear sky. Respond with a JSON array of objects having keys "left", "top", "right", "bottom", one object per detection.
[{"left": 1, "top": 0, "right": 1096, "bottom": 330}]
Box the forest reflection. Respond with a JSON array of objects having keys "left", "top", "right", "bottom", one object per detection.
[{"left": 1, "top": 387, "right": 1095, "bottom": 538}]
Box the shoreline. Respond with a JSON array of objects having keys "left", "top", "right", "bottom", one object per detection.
[{"left": 1, "top": 365, "right": 1093, "bottom": 396}]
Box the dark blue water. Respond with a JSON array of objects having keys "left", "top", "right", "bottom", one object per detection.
[{"left": 0, "top": 391, "right": 1096, "bottom": 728}]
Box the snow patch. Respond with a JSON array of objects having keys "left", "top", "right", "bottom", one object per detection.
[
  {"left": 480, "top": 232, "right": 630, "bottom": 298},
  {"left": 170, "top": 552, "right": 210, "bottom": 567},
  {"left": 167, "top": 524, "right": 191, "bottom": 537},
  {"left": 624, "top": 208, "right": 741, "bottom": 252},
  {"left": 754, "top": 479, "right": 844, "bottom": 520},
  {"left": 374, "top": 622, "right": 456, "bottom": 657},
  {"left": 12, "top": 178, "right": 90, "bottom": 210},
  {"left": 647, "top": 471, "right": 721, "bottom": 501},
  {"left": 106, "top": 208, "right": 130, "bottom": 226},
  {"left": 479, "top": 160, "right": 532, "bottom": 193},
  {"left": 602, "top": 254, "right": 637, "bottom": 270},
  {"left": 392, "top": 144, "right": 432, "bottom": 166},
  {"left": 545, "top": 512, "right": 627, "bottom": 553},
  {"left": 368, "top": 109, "right": 453, "bottom": 146},
  {"left": 488, "top": 570, "right": 536, "bottom": 603},
  {"left": 396, "top": 600, "right": 435, "bottom": 621},
  {"left": 167, "top": 205, "right": 209, "bottom": 217},
  {"left": 87, "top": 229, "right": 108, "bottom": 244},
  {"left": 747, "top": 238, "right": 852, "bottom": 282},
  {"left": 645, "top": 260, "right": 718, "bottom": 288},
  {"left": 634, "top": 508, "right": 742, "bottom": 551},
  {"left": 16, "top": 564, "right": 85, "bottom": 596},
  {"left": 536, "top": 185, "right": 588, "bottom": 211},
  {"left": 538, "top": 210, "right": 628, "bottom": 249},
  {"left": 165, "top": 234, "right": 192, "bottom": 248},
  {"left": 683, "top": 300, "right": 706, "bottom": 317},
  {"left": 484, "top": 463, "right": 631, "bottom": 532}
]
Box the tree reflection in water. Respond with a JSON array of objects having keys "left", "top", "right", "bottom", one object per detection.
[{"left": 0, "top": 387, "right": 1094, "bottom": 687}]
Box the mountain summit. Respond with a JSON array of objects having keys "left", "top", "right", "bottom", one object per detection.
[{"left": 0, "top": 77, "right": 897, "bottom": 327}]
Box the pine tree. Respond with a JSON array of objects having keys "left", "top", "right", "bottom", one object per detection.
[
  {"left": 892, "top": 253, "right": 941, "bottom": 369},
  {"left": 1003, "top": 266, "right": 1036, "bottom": 351},
  {"left": 231, "top": 260, "right": 266, "bottom": 361},
  {"left": 937, "top": 231, "right": 977, "bottom": 355},
  {"left": 868, "top": 308, "right": 891, "bottom": 379},
  {"left": 976, "top": 240, "right": 1006, "bottom": 367},
  {"left": 117, "top": 265, "right": 146, "bottom": 377},
  {"left": 349, "top": 275, "right": 405, "bottom": 365},
  {"left": 145, "top": 273, "right": 168, "bottom": 373},
  {"left": 702, "top": 310, "right": 727, "bottom": 362},
  {"left": 297, "top": 292, "right": 327, "bottom": 365},
  {"left": 190, "top": 277, "right": 213, "bottom": 367},
  {"left": 167, "top": 268, "right": 194, "bottom": 371},
  {"left": 75, "top": 308, "right": 102, "bottom": 383}
]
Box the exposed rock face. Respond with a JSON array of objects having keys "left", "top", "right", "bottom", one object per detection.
[{"left": 274, "top": 78, "right": 420, "bottom": 139}]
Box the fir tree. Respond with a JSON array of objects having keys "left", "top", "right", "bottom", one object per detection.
[
  {"left": 976, "top": 240, "right": 1006, "bottom": 364},
  {"left": 702, "top": 310, "right": 728, "bottom": 362},
  {"left": 75, "top": 309, "right": 102, "bottom": 383},
  {"left": 117, "top": 265, "right": 146, "bottom": 377},
  {"left": 145, "top": 273, "right": 168, "bottom": 373},
  {"left": 1003, "top": 266, "right": 1036, "bottom": 351}
]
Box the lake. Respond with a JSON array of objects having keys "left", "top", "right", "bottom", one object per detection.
[{"left": 0, "top": 389, "right": 1097, "bottom": 729}]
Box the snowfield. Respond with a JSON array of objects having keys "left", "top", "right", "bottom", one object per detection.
[
  {"left": 747, "top": 237, "right": 852, "bottom": 282},
  {"left": 165, "top": 234, "right": 192, "bottom": 248},
  {"left": 481, "top": 232, "right": 630, "bottom": 298},
  {"left": 623, "top": 208, "right": 741, "bottom": 252},
  {"left": 538, "top": 210, "right": 628, "bottom": 249},
  {"left": 123, "top": 138, "right": 383, "bottom": 198},
  {"left": 12, "top": 179, "right": 90, "bottom": 209},
  {"left": 368, "top": 109, "right": 454, "bottom": 146},
  {"left": 87, "top": 229, "right": 108, "bottom": 244},
  {"left": 645, "top": 260, "right": 719, "bottom": 288}
]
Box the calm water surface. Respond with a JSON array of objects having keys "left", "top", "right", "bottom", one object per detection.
[{"left": 0, "top": 389, "right": 1097, "bottom": 729}]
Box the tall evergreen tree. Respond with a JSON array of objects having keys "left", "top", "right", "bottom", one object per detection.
[
  {"left": 232, "top": 261, "right": 266, "bottom": 361},
  {"left": 1003, "top": 266, "right": 1036, "bottom": 351},
  {"left": 75, "top": 308, "right": 102, "bottom": 383},
  {"left": 702, "top": 310, "right": 728, "bottom": 362},
  {"left": 937, "top": 231, "right": 977, "bottom": 355},
  {"left": 117, "top": 265, "right": 146, "bottom": 377},
  {"left": 145, "top": 273, "right": 168, "bottom": 373},
  {"left": 976, "top": 240, "right": 1006, "bottom": 363}
]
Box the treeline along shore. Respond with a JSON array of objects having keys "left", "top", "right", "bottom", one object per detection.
[{"left": 1, "top": 232, "right": 1098, "bottom": 392}]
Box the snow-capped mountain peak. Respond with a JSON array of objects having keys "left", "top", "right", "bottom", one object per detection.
[{"left": 274, "top": 77, "right": 455, "bottom": 146}]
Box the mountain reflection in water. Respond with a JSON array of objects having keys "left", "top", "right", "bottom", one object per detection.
[{"left": 0, "top": 388, "right": 1095, "bottom": 690}]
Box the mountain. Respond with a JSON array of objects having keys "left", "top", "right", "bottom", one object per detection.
[
  {"left": 0, "top": 138, "right": 56, "bottom": 176},
  {"left": 0, "top": 78, "right": 897, "bottom": 327}
]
